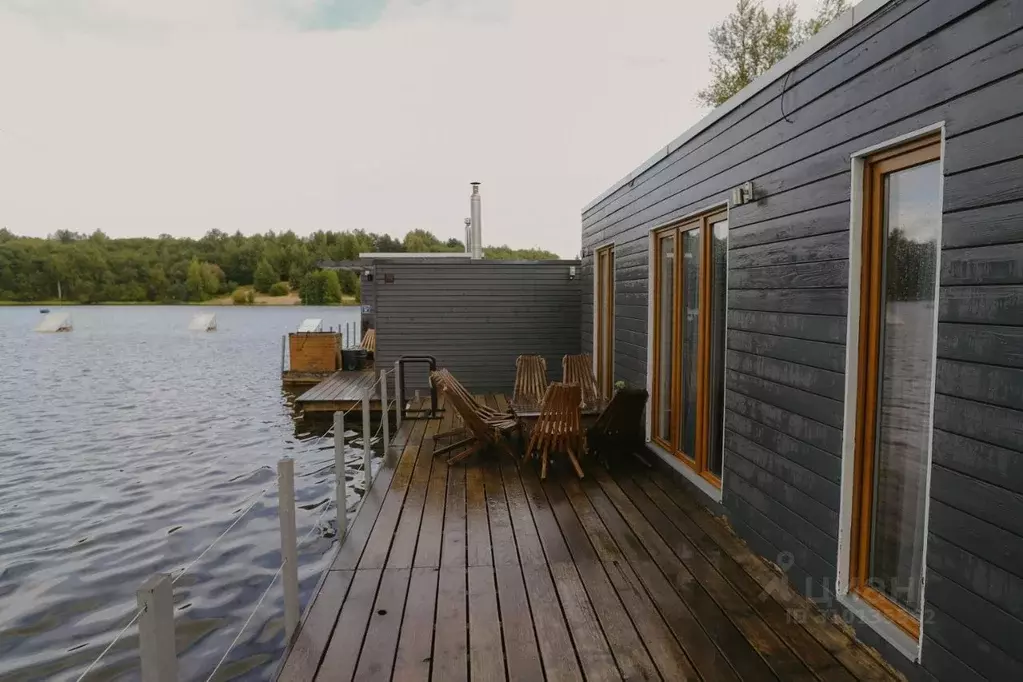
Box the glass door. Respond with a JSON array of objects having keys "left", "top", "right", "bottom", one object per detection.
[{"left": 652, "top": 210, "right": 728, "bottom": 484}]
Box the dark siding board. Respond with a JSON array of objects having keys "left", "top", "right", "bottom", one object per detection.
[
  {"left": 933, "top": 393, "right": 1023, "bottom": 453},
  {"left": 729, "top": 289, "right": 848, "bottom": 316},
  {"left": 930, "top": 465, "right": 1023, "bottom": 538},
  {"left": 942, "top": 200, "right": 1023, "bottom": 249},
  {"left": 728, "top": 329, "right": 846, "bottom": 373},
  {"left": 582, "top": 0, "right": 986, "bottom": 236},
  {"left": 931, "top": 428, "right": 1023, "bottom": 496},
  {"left": 727, "top": 370, "right": 843, "bottom": 429},
  {"left": 941, "top": 242, "right": 1023, "bottom": 286},
  {"left": 936, "top": 358, "right": 1023, "bottom": 410},
  {"left": 924, "top": 603, "right": 1023, "bottom": 681},
  {"left": 728, "top": 310, "right": 847, "bottom": 344},
  {"left": 729, "top": 259, "right": 849, "bottom": 290},
  {"left": 920, "top": 636, "right": 986, "bottom": 682},
  {"left": 729, "top": 231, "right": 848, "bottom": 270},
  {"left": 926, "top": 533, "right": 1023, "bottom": 624},
  {"left": 944, "top": 156, "right": 1023, "bottom": 212},
  {"left": 376, "top": 261, "right": 581, "bottom": 392},
  {"left": 937, "top": 322, "right": 1023, "bottom": 368},
  {"left": 725, "top": 410, "right": 842, "bottom": 483},
  {"left": 939, "top": 284, "right": 1023, "bottom": 325},
  {"left": 944, "top": 113, "right": 1023, "bottom": 174},
  {"left": 729, "top": 203, "right": 850, "bottom": 250},
  {"left": 929, "top": 499, "right": 1023, "bottom": 580},
  {"left": 729, "top": 174, "right": 851, "bottom": 230},
  {"left": 585, "top": 0, "right": 1022, "bottom": 245},
  {"left": 726, "top": 390, "right": 843, "bottom": 456},
  {"left": 724, "top": 428, "right": 841, "bottom": 511},
  {"left": 726, "top": 350, "right": 845, "bottom": 401},
  {"left": 925, "top": 574, "right": 1023, "bottom": 678},
  {"left": 724, "top": 448, "right": 839, "bottom": 545}
]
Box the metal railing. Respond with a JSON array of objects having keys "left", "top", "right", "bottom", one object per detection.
[{"left": 76, "top": 367, "right": 405, "bottom": 682}]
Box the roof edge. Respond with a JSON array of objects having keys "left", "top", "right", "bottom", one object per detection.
[{"left": 581, "top": 0, "right": 892, "bottom": 215}]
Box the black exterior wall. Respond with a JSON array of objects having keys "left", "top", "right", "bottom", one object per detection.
[
  {"left": 580, "top": 0, "right": 1023, "bottom": 679},
  {"left": 373, "top": 258, "right": 582, "bottom": 394}
]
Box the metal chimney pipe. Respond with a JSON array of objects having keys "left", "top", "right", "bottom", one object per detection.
[
  {"left": 464, "top": 217, "right": 472, "bottom": 254},
  {"left": 470, "top": 182, "right": 482, "bottom": 259}
]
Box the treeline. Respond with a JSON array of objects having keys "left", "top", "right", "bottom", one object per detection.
[{"left": 0, "top": 228, "right": 560, "bottom": 303}]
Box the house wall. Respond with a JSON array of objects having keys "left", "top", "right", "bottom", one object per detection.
[
  {"left": 374, "top": 259, "right": 582, "bottom": 394},
  {"left": 580, "top": 0, "right": 1023, "bottom": 679}
]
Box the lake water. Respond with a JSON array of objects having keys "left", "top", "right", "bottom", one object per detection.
[{"left": 0, "top": 305, "right": 377, "bottom": 681}]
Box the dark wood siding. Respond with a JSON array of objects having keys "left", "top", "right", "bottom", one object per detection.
[
  {"left": 375, "top": 260, "right": 581, "bottom": 393},
  {"left": 579, "top": 0, "right": 1023, "bottom": 679}
]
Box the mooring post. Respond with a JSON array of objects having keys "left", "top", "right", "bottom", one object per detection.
[
  {"left": 362, "top": 387, "right": 372, "bottom": 486},
  {"left": 380, "top": 369, "right": 390, "bottom": 457},
  {"left": 138, "top": 574, "right": 177, "bottom": 682},
  {"left": 333, "top": 411, "right": 347, "bottom": 538},
  {"left": 277, "top": 459, "right": 300, "bottom": 642},
  {"left": 280, "top": 335, "right": 286, "bottom": 374},
  {"left": 394, "top": 360, "right": 403, "bottom": 429}
]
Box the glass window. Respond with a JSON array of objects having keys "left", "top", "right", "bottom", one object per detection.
[{"left": 852, "top": 135, "right": 942, "bottom": 638}]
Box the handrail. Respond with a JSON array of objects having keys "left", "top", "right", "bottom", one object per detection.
[
  {"left": 397, "top": 355, "right": 438, "bottom": 418},
  {"left": 76, "top": 367, "right": 402, "bottom": 681}
]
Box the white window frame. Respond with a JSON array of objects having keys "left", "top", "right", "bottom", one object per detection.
[
  {"left": 836, "top": 122, "right": 945, "bottom": 663},
  {"left": 644, "top": 202, "right": 729, "bottom": 503}
]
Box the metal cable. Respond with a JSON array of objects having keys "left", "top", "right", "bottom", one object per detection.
[
  {"left": 74, "top": 607, "right": 144, "bottom": 681},
  {"left": 203, "top": 564, "right": 284, "bottom": 682},
  {"left": 172, "top": 486, "right": 269, "bottom": 584}
]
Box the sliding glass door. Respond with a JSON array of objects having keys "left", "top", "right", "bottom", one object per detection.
[{"left": 652, "top": 210, "right": 728, "bottom": 484}]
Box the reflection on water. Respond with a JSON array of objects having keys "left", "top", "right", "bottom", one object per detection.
[{"left": 0, "top": 306, "right": 377, "bottom": 681}]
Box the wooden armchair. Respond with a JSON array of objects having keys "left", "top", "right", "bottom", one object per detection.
[
  {"left": 562, "top": 354, "right": 601, "bottom": 407},
  {"left": 524, "top": 383, "right": 585, "bottom": 480},
  {"left": 512, "top": 355, "right": 548, "bottom": 411},
  {"left": 586, "top": 388, "right": 649, "bottom": 468},
  {"left": 431, "top": 370, "right": 519, "bottom": 464}
]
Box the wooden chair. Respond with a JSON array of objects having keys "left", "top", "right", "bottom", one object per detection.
[
  {"left": 512, "top": 355, "right": 548, "bottom": 411},
  {"left": 431, "top": 369, "right": 512, "bottom": 439},
  {"left": 562, "top": 354, "right": 601, "bottom": 407},
  {"left": 524, "top": 383, "right": 585, "bottom": 480},
  {"left": 431, "top": 371, "right": 519, "bottom": 464},
  {"left": 360, "top": 328, "right": 376, "bottom": 356},
  {"left": 586, "top": 388, "right": 650, "bottom": 468}
]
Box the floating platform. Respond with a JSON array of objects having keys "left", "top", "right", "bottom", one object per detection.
[
  {"left": 294, "top": 369, "right": 383, "bottom": 414},
  {"left": 36, "top": 312, "right": 72, "bottom": 332}
]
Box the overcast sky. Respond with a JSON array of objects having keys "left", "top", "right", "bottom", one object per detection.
[{"left": 0, "top": 0, "right": 823, "bottom": 258}]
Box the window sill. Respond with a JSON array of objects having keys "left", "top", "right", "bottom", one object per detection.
[
  {"left": 837, "top": 591, "right": 920, "bottom": 662},
  {"left": 646, "top": 440, "right": 723, "bottom": 504}
]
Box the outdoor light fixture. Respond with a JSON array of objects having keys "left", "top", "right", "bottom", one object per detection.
[{"left": 569, "top": 265, "right": 577, "bottom": 279}]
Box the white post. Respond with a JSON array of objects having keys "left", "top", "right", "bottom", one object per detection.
[
  {"left": 362, "top": 387, "right": 372, "bottom": 486},
  {"left": 277, "top": 459, "right": 300, "bottom": 642},
  {"left": 394, "top": 360, "right": 403, "bottom": 430},
  {"left": 280, "top": 335, "right": 287, "bottom": 373},
  {"left": 380, "top": 369, "right": 390, "bottom": 456},
  {"left": 333, "top": 411, "right": 348, "bottom": 538},
  {"left": 138, "top": 574, "right": 177, "bottom": 682}
]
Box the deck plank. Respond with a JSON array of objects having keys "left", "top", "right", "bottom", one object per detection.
[
  {"left": 392, "top": 566, "right": 439, "bottom": 682},
  {"left": 316, "top": 568, "right": 383, "bottom": 682},
  {"left": 353, "top": 567, "right": 412, "bottom": 681},
  {"left": 432, "top": 567, "right": 469, "bottom": 682},
  {"left": 284, "top": 395, "right": 902, "bottom": 682},
  {"left": 501, "top": 460, "right": 583, "bottom": 682},
  {"left": 643, "top": 469, "right": 895, "bottom": 681},
  {"left": 468, "top": 565, "right": 507, "bottom": 682}
]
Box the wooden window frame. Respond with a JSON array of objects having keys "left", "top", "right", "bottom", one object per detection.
[
  {"left": 595, "top": 245, "right": 615, "bottom": 398},
  {"left": 651, "top": 209, "right": 727, "bottom": 485},
  {"left": 849, "top": 134, "right": 941, "bottom": 641}
]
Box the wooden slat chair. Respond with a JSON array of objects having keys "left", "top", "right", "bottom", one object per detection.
[
  {"left": 360, "top": 328, "right": 376, "bottom": 356},
  {"left": 431, "top": 371, "right": 519, "bottom": 464},
  {"left": 586, "top": 388, "right": 650, "bottom": 468},
  {"left": 512, "top": 354, "right": 548, "bottom": 411},
  {"left": 524, "top": 383, "right": 585, "bottom": 480},
  {"left": 562, "top": 354, "right": 601, "bottom": 407},
  {"left": 430, "top": 368, "right": 512, "bottom": 439}
]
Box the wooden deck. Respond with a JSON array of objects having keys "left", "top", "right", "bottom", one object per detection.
[
  {"left": 295, "top": 370, "right": 382, "bottom": 414},
  {"left": 278, "top": 395, "right": 898, "bottom": 682}
]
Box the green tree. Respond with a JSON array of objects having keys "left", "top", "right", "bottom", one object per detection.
[
  {"left": 186, "top": 257, "right": 205, "bottom": 301},
  {"left": 299, "top": 270, "right": 342, "bottom": 305},
  {"left": 269, "top": 281, "right": 289, "bottom": 296},
  {"left": 253, "top": 258, "right": 278, "bottom": 293},
  {"left": 697, "top": 0, "right": 849, "bottom": 108}
]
